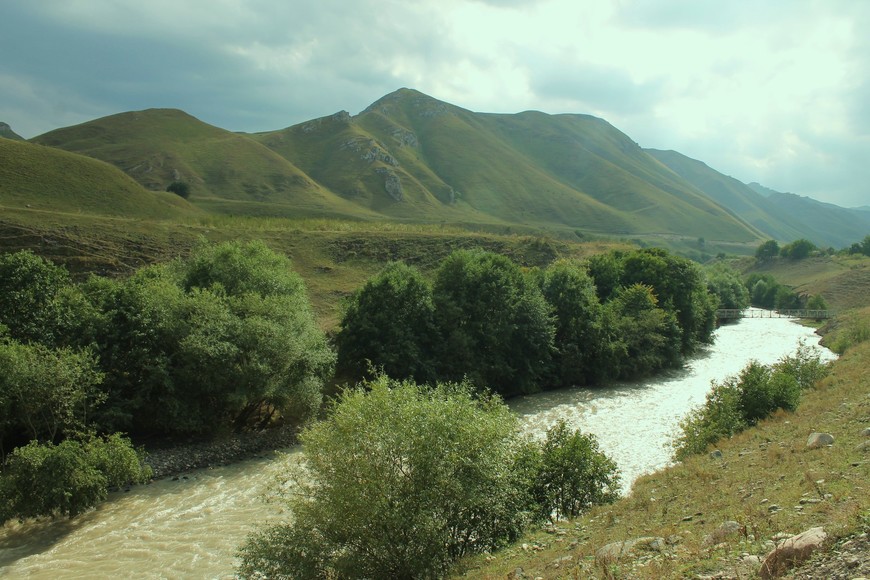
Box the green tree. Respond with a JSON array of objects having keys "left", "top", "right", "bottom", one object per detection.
[
  {"left": 755, "top": 239, "right": 780, "bottom": 262},
  {"left": 238, "top": 376, "right": 537, "bottom": 579},
  {"left": 0, "top": 250, "right": 81, "bottom": 347},
  {"left": 336, "top": 262, "right": 438, "bottom": 383},
  {"left": 433, "top": 250, "right": 555, "bottom": 396},
  {"left": 530, "top": 420, "right": 619, "bottom": 521},
  {"left": 83, "top": 240, "right": 334, "bottom": 435},
  {"left": 538, "top": 260, "right": 605, "bottom": 387},
  {"left": 166, "top": 181, "right": 190, "bottom": 198},
  {"left": 806, "top": 294, "right": 828, "bottom": 311},
  {"left": 607, "top": 284, "right": 682, "bottom": 378},
  {"left": 0, "top": 341, "right": 105, "bottom": 448},
  {"left": 705, "top": 262, "right": 750, "bottom": 310},
  {"left": 780, "top": 238, "right": 817, "bottom": 260}
]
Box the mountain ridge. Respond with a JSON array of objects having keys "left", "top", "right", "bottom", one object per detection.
[{"left": 15, "top": 88, "right": 863, "bottom": 247}]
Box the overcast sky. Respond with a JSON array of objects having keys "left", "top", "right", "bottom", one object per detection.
[{"left": 2, "top": 0, "right": 868, "bottom": 208}]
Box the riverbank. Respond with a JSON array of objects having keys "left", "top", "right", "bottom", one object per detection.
[
  {"left": 457, "top": 313, "right": 870, "bottom": 579},
  {"left": 142, "top": 423, "right": 300, "bottom": 480}
]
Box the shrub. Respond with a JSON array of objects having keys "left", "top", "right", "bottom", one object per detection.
[
  {"left": 0, "top": 435, "right": 150, "bottom": 521},
  {"left": 673, "top": 348, "right": 825, "bottom": 460},
  {"left": 238, "top": 376, "right": 537, "bottom": 579},
  {"left": 673, "top": 380, "right": 746, "bottom": 461},
  {"left": 0, "top": 340, "right": 105, "bottom": 447},
  {"left": 736, "top": 361, "right": 800, "bottom": 425},
  {"left": 166, "top": 181, "right": 190, "bottom": 198},
  {"left": 530, "top": 420, "right": 620, "bottom": 521}
]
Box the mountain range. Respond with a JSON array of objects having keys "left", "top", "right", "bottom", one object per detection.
[{"left": 3, "top": 88, "right": 868, "bottom": 249}]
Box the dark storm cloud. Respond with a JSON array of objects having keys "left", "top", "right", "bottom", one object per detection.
[{"left": 0, "top": 1, "right": 458, "bottom": 136}]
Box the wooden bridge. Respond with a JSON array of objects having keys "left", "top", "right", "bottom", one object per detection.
[{"left": 716, "top": 309, "right": 832, "bottom": 320}]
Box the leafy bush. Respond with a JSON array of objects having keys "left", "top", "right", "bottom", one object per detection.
[
  {"left": 239, "top": 376, "right": 537, "bottom": 579},
  {"left": 0, "top": 435, "right": 150, "bottom": 521},
  {"left": 530, "top": 420, "right": 619, "bottom": 521},
  {"left": 0, "top": 250, "right": 73, "bottom": 346},
  {"left": 0, "top": 340, "right": 105, "bottom": 447},
  {"left": 736, "top": 362, "right": 800, "bottom": 425},
  {"left": 166, "top": 181, "right": 190, "bottom": 198},
  {"left": 673, "top": 379, "right": 746, "bottom": 461},
  {"left": 673, "top": 347, "right": 828, "bottom": 460},
  {"left": 705, "top": 262, "right": 750, "bottom": 310}
]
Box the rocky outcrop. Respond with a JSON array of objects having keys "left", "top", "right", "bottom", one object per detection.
[
  {"left": 375, "top": 168, "right": 403, "bottom": 201},
  {"left": 806, "top": 432, "right": 834, "bottom": 448},
  {"left": 341, "top": 137, "right": 399, "bottom": 166},
  {"left": 595, "top": 536, "right": 666, "bottom": 565},
  {"left": 391, "top": 128, "right": 418, "bottom": 147},
  {"left": 759, "top": 527, "right": 827, "bottom": 578}
]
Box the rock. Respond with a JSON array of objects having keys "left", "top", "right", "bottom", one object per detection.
[
  {"left": 862, "top": 427, "right": 870, "bottom": 437},
  {"left": 595, "top": 537, "right": 665, "bottom": 565},
  {"left": 759, "top": 527, "right": 827, "bottom": 578},
  {"left": 709, "top": 449, "right": 723, "bottom": 459},
  {"left": 855, "top": 440, "right": 870, "bottom": 452},
  {"left": 374, "top": 168, "right": 403, "bottom": 201},
  {"left": 806, "top": 432, "right": 834, "bottom": 448},
  {"left": 704, "top": 521, "right": 743, "bottom": 545}
]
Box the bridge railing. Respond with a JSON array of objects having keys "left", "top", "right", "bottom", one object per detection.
[{"left": 715, "top": 309, "right": 832, "bottom": 320}]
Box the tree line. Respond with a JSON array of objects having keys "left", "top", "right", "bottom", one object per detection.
[{"left": 336, "top": 247, "right": 731, "bottom": 396}]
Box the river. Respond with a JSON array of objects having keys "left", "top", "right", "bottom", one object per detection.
[{"left": 0, "top": 310, "right": 836, "bottom": 578}]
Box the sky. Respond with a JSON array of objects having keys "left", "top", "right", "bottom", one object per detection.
[{"left": 2, "top": 0, "right": 868, "bottom": 208}]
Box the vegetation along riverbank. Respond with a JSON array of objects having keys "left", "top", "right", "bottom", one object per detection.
[
  {"left": 457, "top": 307, "right": 870, "bottom": 576},
  {"left": 1, "top": 222, "right": 869, "bottom": 577}
]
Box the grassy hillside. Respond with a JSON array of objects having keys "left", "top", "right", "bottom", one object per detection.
[
  {"left": 646, "top": 149, "right": 807, "bottom": 242},
  {"left": 31, "top": 109, "right": 371, "bottom": 220},
  {"left": 0, "top": 138, "right": 197, "bottom": 220},
  {"left": 0, "top": 122, "right": 24, "bottom": 141},
  {"left": 746, "top": 254, "right": 870, "bottom": 312}
]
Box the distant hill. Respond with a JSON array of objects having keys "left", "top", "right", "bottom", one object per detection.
[
  {"left": 0, "top": 122, "right": 24, "bottom": 141},
  {"left": 651, "top": 150, "right": 870, "bottom": 248},
  {"left": 0, "top": 138, "right": 197, "bottom": 219}
]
